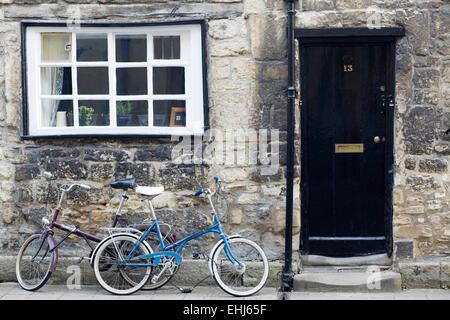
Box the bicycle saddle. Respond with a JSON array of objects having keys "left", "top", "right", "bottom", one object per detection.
[
  {"left": 136, "top": 186, "right": 164, "bottom": 197},
  {"left": 110, "top": 177, "right": 136, "bottom": 190}
]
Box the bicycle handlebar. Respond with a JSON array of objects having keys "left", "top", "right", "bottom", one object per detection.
[
  {"left": 194, "top": 176, "right": 222, "bottom": 196},
  {"left": 41, "top": 171, "right": 57, "bottom": 180},
  {"left": 62, "top": 183, "right": 91, "bottom": 193}
]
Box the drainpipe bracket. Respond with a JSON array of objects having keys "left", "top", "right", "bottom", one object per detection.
[{"left": 281, "top": 271, "right": 294, "bottom": 292}]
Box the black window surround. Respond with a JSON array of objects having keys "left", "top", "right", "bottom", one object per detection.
[{"left": 20, "top": 20, "right": 209, "bottom": 139}]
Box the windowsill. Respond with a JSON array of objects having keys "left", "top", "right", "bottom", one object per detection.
[{"left": 20, "top": 131, "right": 207, "bottom": 140}]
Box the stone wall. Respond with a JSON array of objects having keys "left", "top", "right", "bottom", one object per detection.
[
  {"left": 0, "top": 0, "right": 297, "bottom": 261},
  {"left": 0, "top": 0, "right": 448, "bottom": 265},
  {"left": 295, "top": 0, "right": 449, "bottom": 259}
]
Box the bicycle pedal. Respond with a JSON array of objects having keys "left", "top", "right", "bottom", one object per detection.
[{"left": 192, "top": 252, "right": 201, "bottom": 259}]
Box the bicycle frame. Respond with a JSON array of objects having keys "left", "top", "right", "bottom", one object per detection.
[
  {"left": 123, "top": 189, "right": 242, "bottom": 268},
  {"left": 46, "top": 188, "right": 129, "bottom": 252}
]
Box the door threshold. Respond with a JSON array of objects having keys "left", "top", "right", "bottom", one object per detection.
[{"left": 301, "top": 253, "right": 392, "bottom": 267}]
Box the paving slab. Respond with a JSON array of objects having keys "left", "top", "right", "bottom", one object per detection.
[{"left": 0, "top": 283, "right": 449, "bottom": 300}]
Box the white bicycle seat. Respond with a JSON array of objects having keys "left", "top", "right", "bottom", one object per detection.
[{"left": 136, "top": 186, "right": 164, "bottom": 196}]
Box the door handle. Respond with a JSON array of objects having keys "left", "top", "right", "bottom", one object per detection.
[{"left": 374, "top": 136, "right": 381, "bottom": 143}]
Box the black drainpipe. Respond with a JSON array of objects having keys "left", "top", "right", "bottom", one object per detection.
[{"left": 281, "top": 0, "right": 296, "bottom": 293}]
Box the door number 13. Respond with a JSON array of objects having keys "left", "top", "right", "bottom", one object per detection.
[{"left": 344, "top": 64, "right": 353, "bottom": 72}]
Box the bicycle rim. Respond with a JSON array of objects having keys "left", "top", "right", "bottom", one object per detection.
[
  {"left": 16, "top": 234, "right": 54, "bottom": 291},
  {"left": 211, "top": 238, "right": 269, "bottom": 297},
  {"left": 93, "top": 235, "right": 152, "bottom": 295}
]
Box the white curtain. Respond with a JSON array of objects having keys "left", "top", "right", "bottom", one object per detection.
[
  {"left": 41, "top": 67, "right": 64, "bottom": 127},
  {"left": 41, "top": 33, "right": 70, "bottom": 127}
]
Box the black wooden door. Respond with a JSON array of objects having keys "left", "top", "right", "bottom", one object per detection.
[{"left": 300, "top": 38, "right": 395, "bottom": 256}]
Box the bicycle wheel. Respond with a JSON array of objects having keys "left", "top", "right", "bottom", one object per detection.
[
  {"left": 93, "top": 234, "right": 152, "bottom": 295},
  {"left": 16, "top": 233, "right": 55, "bottom": 291},
  {"left": 211, "top": 237, "right": 269, "bottom": 297}
]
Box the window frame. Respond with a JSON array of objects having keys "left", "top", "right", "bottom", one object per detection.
[{"left": 21, "top": 20, "right": 209, "bottom": 138}]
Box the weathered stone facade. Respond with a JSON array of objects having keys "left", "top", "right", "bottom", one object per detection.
[
  {"left": 0, "top": 0, "right": 448, "bottom": 284},
  {"left": 0, "top": 0, "right": 295, "bottom": 263},
  {"left": 293, "top": 0, "right": 449, "bottom": 260}
]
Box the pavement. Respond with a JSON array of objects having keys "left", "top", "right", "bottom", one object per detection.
[{"left": 0, "top": 282, "right": 449, "bottom": 300}]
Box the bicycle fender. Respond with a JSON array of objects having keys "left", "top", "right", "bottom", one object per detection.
[
  {"left": 47, "top": 233, "right": 58, "bottom": 273},
  {"left": 208, "top": 235, "right": 241, "bottom": 276},
  {"left": 89, "top": 232, "right": 149, "bottom": 266}
]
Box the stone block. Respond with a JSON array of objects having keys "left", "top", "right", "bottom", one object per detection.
[
  {"left": 398, "top": 261, "right": 441, "bottom": 288},
  {"left": 412, "top": 69, "right": 440, "bottom": 88},
  {"left": 158, "top": 163, "right": 208, "bottom": 191},
  {"left": 406, "top": 10, "right": 431, "bottom": 56},
  {"left": 406, "top": 174, "right": 440, "bottom": 191},
  {"left": 237, "top": 193, "right": 260, "bottom": 205},
  {"left": 115, "top": 162, "right": 154, "bottom": 185},
  {"left": 90, "top": 163, "right": 114, "bottom": 180},
  {"left": 84, "top": 148, "right": 129, "bottom": 162},
  {"left": 393, "top": 188, "right": 405, "bottom": 205},
  {"left": 404, "top": 107, "right": 442, "bottom": 154},
  {"left": 44, "top": 159, "right": 88, "bottom": 180},
  {"left": 209, "top": 59, "right": 231, "bottom": 80},
  {"left": 441, "top": 261, "right": 450, "bottom": 287},
  {"left": 413, "top": 89, "right": 439, "bottom": 105},
  {"left": 394, "top": 224, "right": 432, "bottom": 239},
  {"left": 404, "top": 157, "right": 416, "bottom": 170},
  {"left": 249, "top": 166, "right": 283, "bottom": 183},
  {"left": 418, "top": 158, "right": 448, "bottom": 173},
  {"left": 302, "top": 0, "right": 335, "bottom": 11},
  {"left": 394, "top": 240, "right": 414, "bottom": 260},
  {"left": 209, "top": 38, "right": 249, "bottom": 57},
  {"left": 439, "top": 4, "right": 450, "bottom": 35},
  {"left": 248, "top": 13, "right": 286, "bottom": 61},
  {"left": 14, "top": 164, "right": 40, "bottom": 181},
  {"left": 134, "top": 145, "right": 172, "bottom": 161},
  {"left": 443, "top": 63, "right": 450, "bottom": 83},
  {"left": 208, "top": 18, "right": 246, "bottom": 40},
  {"left": 36, "top": 148, "right": 81, "bottom": 160}
]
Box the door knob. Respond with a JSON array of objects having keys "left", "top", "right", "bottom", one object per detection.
[{"left": 374, "top": 136, "right": 381, "bottom": 143}]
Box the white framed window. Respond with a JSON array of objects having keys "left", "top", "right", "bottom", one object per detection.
[{"left": 24, "top": 22, "right": 206, "bottom": 137}]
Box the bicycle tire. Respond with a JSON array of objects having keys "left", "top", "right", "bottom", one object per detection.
[
  {"left": 92, "top": 233, "right": 152, "bottom": 295},
  {"left": 16, "top": 233, "right": 56, "bottom": 291},
  {"left": 211, "top": 237, "right": 269, "bottom": 297}
]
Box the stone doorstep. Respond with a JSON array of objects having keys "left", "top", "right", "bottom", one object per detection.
[
  {"left": 293, "top": 270, "right": 402, "bottom": 293},
  {"left": 301, "top": 254, "right": 392, "bottom": 266},
  {"left": 0, "top": 256, "right": 283, "bottom": 288}
]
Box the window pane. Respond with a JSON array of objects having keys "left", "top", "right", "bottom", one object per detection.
[
  {"left": 116, "top": 68, "right": 147, "bottom": 95},
  {"left": 41, "top": 99, "right": 73, "bottom": 127},
  {"left": 41, "top": 67, "right": 72, "bottom": 95},
  {"left": 77, "top": 67, "right": 109, "bottom": 95},
  {"left": 78, "top": 100, "right": 110, "bottom": 126},
  {"left": 154, "top": 36, "right": 180, "bottom": 59},
  {"left": 153, "top": 100, "right": 185, "bottom": 127},
  {"left": 116, "top": 34, "right": 147, "bottom": 62},
  {"left": 116, "top": 101, "right": 148, "bottom": 127},
  {"left": 153, "top": 67, "right": 185, "bottom": 95},
  {"left": 41, "top": 33, "right": 72, "bottom": 62},
  {"left": 77, "top": 33, "right": 108, "bottom": 62}
]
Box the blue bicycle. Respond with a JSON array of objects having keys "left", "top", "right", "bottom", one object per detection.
[{"left": 92, "top": 177, "right": 269, "bottom": 296}]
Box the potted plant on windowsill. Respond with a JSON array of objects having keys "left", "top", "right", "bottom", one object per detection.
[
  {"left": 117, "top": 101, "right": 132, "bottom": 126},
  {"left": 79, "top": 105, "right": 94, "bottom": 126}
]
